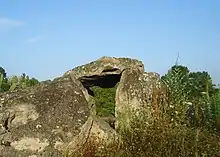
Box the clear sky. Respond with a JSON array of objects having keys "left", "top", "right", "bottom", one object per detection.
[{"left": 0, "top": 0, "right": 219, "bottom": 83}]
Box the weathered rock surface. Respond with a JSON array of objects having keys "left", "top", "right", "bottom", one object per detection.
[
  {"left": 115, "top": 69, "right": 161, "bottom": 131},
  {"left": 65, "top": 56, "right": 162, "bottom": 132},
  {"left": 66, "top": 115, "right": 117, "bottom": 153},
  {"left": 65, "top": 56, "right": 144, "bottom": 81},
  {"left": 0, "top": 56, "right": 162, "bottom": 156},
  {"left": 65, "top": 56, "right": 145, "bottom": 115},
  {"left": 0, "top": 76, "right": 90, "bottom": 156}
]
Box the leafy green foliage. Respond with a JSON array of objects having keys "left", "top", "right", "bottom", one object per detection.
[
  {"left": 210, "top": 86, "right": 220, "bottom": 130},
  {"left": 0, "top": 67, "right": 39, "bottom": 93},
  {"left": 188, "top": 71, "right": 215, "bottom": 98},
  {"left": 161, "top": 65, "right": 190, "bottom": 125},
  {"left": 91, "top": 85, "right": 117, "bottom": 117},
  {"left": 7, "top": 74, "right": 39, "bottom": 90},
  {"left": 161, "top": 65, "right": 219, "bottom": 129},
  {"left": 0, "top": 79, "right": 10, "bottom": 92},
  {"left": 0, "top": 67, "right": 10, "bottom": 92},
  {"left": 162, "top": 65, "right": 216, "bottom": 100},
  {"left": 0, "top": 66, "right": 6, "bottom": 78},
  {"left": 0, "top": 73, "right": 3, "bottom": 92},
  {"left": 211, "top": 87, "right": 220, "bottom": 117}
]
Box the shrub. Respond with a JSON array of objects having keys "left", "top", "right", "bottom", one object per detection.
[{"left": 91, "top": 85, "right": 117, "bottom": 117}]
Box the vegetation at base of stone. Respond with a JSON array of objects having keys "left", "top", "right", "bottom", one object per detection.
[
  {"left": 70, "top": 64, "right": 220, "bottom": 157},
  {"left": 118, "top": 114, "right": 220, "bottom": 157},
  {"left": 0, "top": 66, "right": 39, "bottom": 92},
  {"left": 91, "top": 84, "right": 117, "bottom": 117},
  {"left": 70, "top": 116, "right": 220, "bottom": 157}
]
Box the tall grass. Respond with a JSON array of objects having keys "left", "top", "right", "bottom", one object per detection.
[{"left": 70, "top": 108, "right": 220, "bottom": 157}]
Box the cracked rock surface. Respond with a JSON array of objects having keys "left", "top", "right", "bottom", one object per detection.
[{"left": 0, "top": 76, "right": 90, "bottom": 157}]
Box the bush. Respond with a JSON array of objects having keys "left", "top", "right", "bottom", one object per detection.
[{"left": 91, "top": 85, "right": 117, "bottom": 117}]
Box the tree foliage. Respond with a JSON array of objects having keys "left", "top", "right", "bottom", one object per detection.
[
  {"left": 91, "top": 85, "right": 117, "bottom": 117},
  {"left": 0, "top": 67, "right": 39, "bottom": 92},
  {"left": 0, "top": 66, "right": 6, "bottom": 78},
  {"left": 161, "top": 64, "right": 220, "bottom": 130}
]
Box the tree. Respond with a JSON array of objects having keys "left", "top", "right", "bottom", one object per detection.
[
  {"left": 0, "top": 66, "right": 6, "bottom": 78},
  {"left": 0, "top": 67, "right": 10, "bottom": 92},
  {"left": 28, "top": 78, "right": 39, "bottom": 86},
  {"left": 161, "top": 65, "right": 191, "bottom": 102},
  {"left": 7, "top": 74, "right": 39, "bottom": 91},
  {"left": 161, "top": 65, "right": 191, "bottom": 125},
  {"left": 161, "top": 64, "right": 219, "bottom": 129},
  {"left": 161, "top": 65, "right": 190, "bottom": 90},
  {"left": 188, "top": 71, "right": 215, "bottom": 98},
  {"left": 162, "top": 65, "right": 216, "bottom": 100}
]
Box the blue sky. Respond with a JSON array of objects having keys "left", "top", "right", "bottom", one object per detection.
[{"left": 0, "top": 0, "right": 219, "bottom": 83}]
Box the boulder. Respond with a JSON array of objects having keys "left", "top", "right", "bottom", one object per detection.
[{"left": 0, "top": 76, "right": 90, "bottom": 156}]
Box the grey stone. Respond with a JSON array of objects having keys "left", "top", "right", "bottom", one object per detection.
[{"left": 0, "top": 76, "right": 90, "bottom": 156}]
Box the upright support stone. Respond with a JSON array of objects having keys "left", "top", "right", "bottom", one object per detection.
[{"left": 115, "top": 68, "right": 161, "bottom": 132}]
